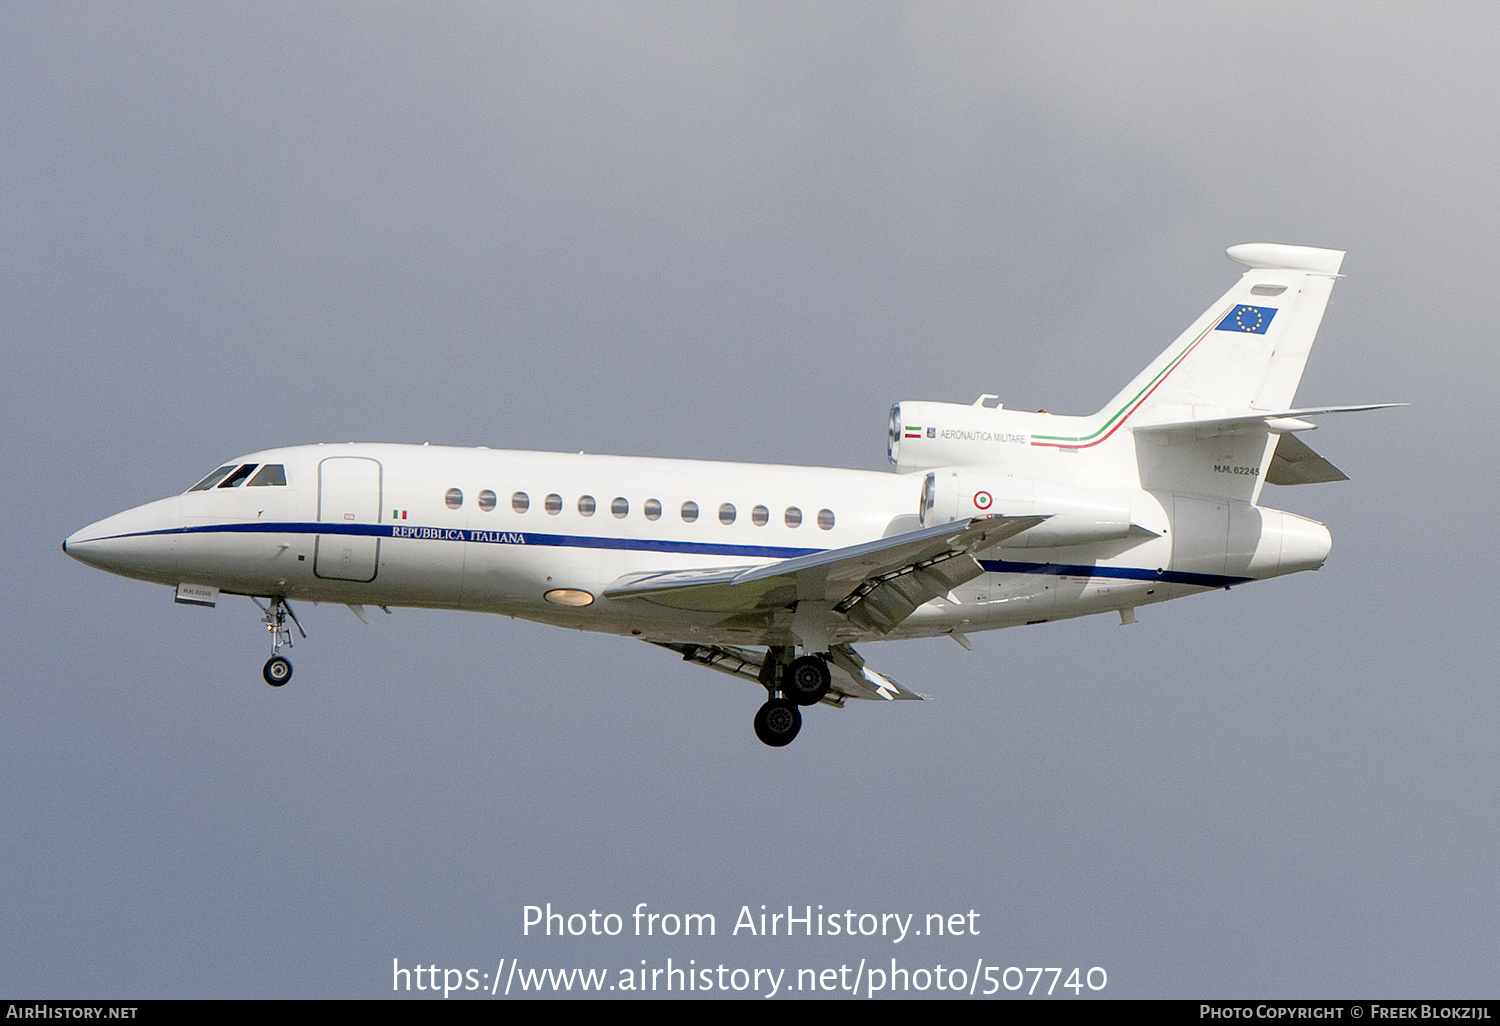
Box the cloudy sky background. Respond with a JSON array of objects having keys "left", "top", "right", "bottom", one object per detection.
[{"left": 4, "top": 4, "right": 1494, "bottom": 998}]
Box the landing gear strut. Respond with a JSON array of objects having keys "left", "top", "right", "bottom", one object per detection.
[{"left": 253, "top": 597, "right": 304, "bottom": 687}]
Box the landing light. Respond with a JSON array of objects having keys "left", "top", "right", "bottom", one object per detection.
[{"left": 544, "top": 589, "right": 595, "bottom": 607}]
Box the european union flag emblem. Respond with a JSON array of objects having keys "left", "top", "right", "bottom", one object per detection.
[{"left": 1215, "top": 304, "right": 1277, "bottom": 334}]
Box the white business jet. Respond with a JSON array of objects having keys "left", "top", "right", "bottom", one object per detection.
[{"left": 65, "top": 243, "right": 1398, "bottom": 746}]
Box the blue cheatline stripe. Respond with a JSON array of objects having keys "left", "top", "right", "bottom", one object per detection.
[
  {"left": 977, "top": 558, "right": 1252, "bottom": 589},
  {"left": 87, "top": 521, "right": 1255, "bottom": 587},
  {"left": 91, "top": 520, "right": 825, "bottom": 560}
]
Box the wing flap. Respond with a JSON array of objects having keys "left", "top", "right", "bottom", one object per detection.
[{"left": 838, "top": 554, "right": 983, "bottom": 632}]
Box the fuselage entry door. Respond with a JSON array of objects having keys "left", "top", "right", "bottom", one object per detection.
[{"left": 315, "top": 457, "right": 382, "bottom": 582}]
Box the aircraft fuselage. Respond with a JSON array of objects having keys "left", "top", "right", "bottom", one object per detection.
[{"left": 63, "top": 441, "right": 1324, "bottom": 647}]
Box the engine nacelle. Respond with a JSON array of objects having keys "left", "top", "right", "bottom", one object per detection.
[
  {"left": 920, "top": 470, "right": 1137, "bottom": 549},
  {"left": 1249, "top": 508, "right": 1332, "bottom": 576},
  {"left": 889, "top": 400, "right": 1042, "bottom": 472}
]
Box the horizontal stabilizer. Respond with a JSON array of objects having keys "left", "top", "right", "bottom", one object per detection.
[
  {"left": 1132, "top": 403, "right": 1406, "bottom": 441},
  {"left": 1266, "top": 432, "right": 1349, "bottom": 485}
]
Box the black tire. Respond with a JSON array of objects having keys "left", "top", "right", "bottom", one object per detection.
[
  {"left": 753, "top": 698, "right": 802, "bottom": 747},
  {"left": 782, "top": 655, "right": 831, "bottom": 706},
  {"left": 263, "top": 655, "right": 292, "bottom": 687}
]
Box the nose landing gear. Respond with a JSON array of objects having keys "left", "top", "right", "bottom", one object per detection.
[
  {"left": 253, "top": 597, "right": 304, "bottom": 687},
  {"left": 263, "top": 654, "right": 292, "bottom": 686}
]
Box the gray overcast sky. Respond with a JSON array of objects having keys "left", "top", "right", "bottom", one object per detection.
[{"left": 4, "top": 3, "right": 1494, "bottom": 998}]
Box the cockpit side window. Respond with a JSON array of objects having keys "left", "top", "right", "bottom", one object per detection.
[
  {"left": 246, "top": 464, "right": 287, "bottom": 487},
  {"left": 188, "top": 466, "right": 237, "bottom": 492},
  {"left": 218, "top": 464, "right": 258, "bottom": 488}
]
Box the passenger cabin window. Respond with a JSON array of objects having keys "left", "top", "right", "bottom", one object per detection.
[
  {"left": 681, "top": 501, "right": 699, "bottom": 523},
  {"left": 751, "top": 505, "right": 769, "bottom": 527},
  {"left": 247, "top": 464, "right": 286, "bottom": 487},
  {"left": 188, "top": 466, "right": 237, "bottom": 491},
  {"left": 578, "top": 495, "right": 596, "bottom": 516},
  {"left": 817, "top": 508, "right": 835, "bottom": 530},
  {"left": 445, "top": 488, "right": 463, "bottom": 509},
  {"left": 218, "top": 464, "right": 258, "bottom": 488},
  {"left": 644, "top": 498, "right": 662, "bottom": 521},
  {"left": 478, "top": 490, "right": 497, "bottom": 512},
  {"left": 512, "top": 492, "right": 530, "bottom": 513},
  {"left": 545, "top": 493, "right": 562, "bottom": 515},
  {"left": 719, "top": 503, "right": 736, "bottom": 525},
  {"left": 611, "top": 497, "right": 629, "bottom": 518},
  {"left": 784, "top": 506, "right": 802, "bottom": 528}
]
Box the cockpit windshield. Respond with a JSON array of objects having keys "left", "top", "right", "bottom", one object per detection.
[
  {"left": 219, "top": 464, "right": 258, "bottom": 488},
  {"left": 186, "top": 463, "right": 288, "bottom": 492},
  {"left": 187, "top": 466, "right": 236, "bottom": 491}
]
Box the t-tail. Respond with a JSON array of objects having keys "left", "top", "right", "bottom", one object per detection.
[
  {"left": 892, "top": 243, "right": 1401, "bottom": 580},
  {"left": 1105, "top": 243, "right": 1401, "bottom": 503},
  {"left": 892, "top": 243, "right": 1398, "bottom": 501}
]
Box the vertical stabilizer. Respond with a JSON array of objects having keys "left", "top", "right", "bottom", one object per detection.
[
  {"left": 1100, "top": 243, "right": 1345, "bottom": 420},
  {"left": 1118, "top": 244, "right": 1346, "bottom": 502}
]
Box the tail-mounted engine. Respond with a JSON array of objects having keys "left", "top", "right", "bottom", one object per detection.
[
  {"left": 888, "top": 400, "right": 1044, "bottom": 473},
  {"left": 920, "top": 470, "right": 1136, "bottom": 549}
]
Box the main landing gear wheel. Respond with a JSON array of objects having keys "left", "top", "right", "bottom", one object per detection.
[
  {"left": 263, "top": 655, "right": 292, "bottom": 687},
  {"left": 753, "top": 698, "right": 802, "bottom": 747},
  {"left": 782, "top": 655, "right": 831, "bottom": 707}
]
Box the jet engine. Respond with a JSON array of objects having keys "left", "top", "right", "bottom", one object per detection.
[{"left": 920, "top": 471, "right": 1136, "bottom": 549}]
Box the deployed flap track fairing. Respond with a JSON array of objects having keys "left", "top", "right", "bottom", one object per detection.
[{"left": 63, "top": 243, "right": 1401, "bottom": 747}]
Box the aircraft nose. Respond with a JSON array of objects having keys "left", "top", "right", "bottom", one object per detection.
[{"left": 64, "top": 496, "right": 182, "bottom": 583}]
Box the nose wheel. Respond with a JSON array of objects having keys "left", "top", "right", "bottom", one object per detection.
[
  {"left": 253, "top": 597, "right": 305, "bottom": 687},
  {"left": 263, "top": 655, "right": 292, "bottom": 686}
]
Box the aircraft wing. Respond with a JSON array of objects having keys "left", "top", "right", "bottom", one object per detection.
[
  {"left": 655, "top": 641, "right": 926, "bottom": 702},
  {"left": 605, "top": 514, "right": 1044, "bottom": 632}
]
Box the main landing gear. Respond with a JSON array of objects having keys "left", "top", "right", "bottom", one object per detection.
[
  {"left": 752, "top": 650, "right": 833, "bottom": 747},
  {"left": 782, "top": 655, "right": 832, "bottom": 706},
  {"left": 253, "top": 597, "right": 304, "bottom": 687},
  {"left": 753, "top": 699, "right": 801, "bottom": 747}
]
